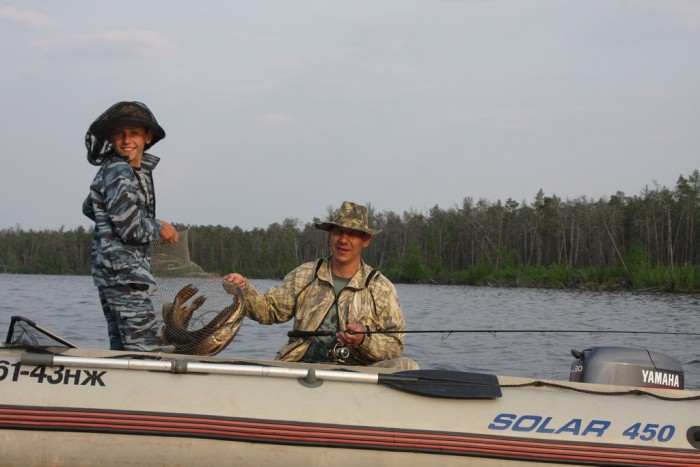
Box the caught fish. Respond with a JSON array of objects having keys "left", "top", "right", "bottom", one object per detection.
[{"left": 161, "top": 281, "right": 245, "bottom": 355}]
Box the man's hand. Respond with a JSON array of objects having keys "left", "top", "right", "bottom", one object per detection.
[
  {"left": 223, "top": 273, "right": 248, "bottom": 291},
  {"left": 337, "top": 323, "right": 366, "bottom": 347}
]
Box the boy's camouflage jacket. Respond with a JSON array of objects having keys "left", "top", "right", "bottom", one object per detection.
[{"left": 83, "top": 153, "right": 162, "bottom": 288}]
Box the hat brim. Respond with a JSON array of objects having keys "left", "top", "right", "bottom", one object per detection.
[
  {"left": 315, "top": 221, "right": 381, "bottom": 236},
  {"left": 90, "top": 119, "right": 165, "bottom": 149}
]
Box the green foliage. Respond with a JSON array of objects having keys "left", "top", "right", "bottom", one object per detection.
[
  {"left": 677, "top": 263, "right": 700, "bottom": 291},
  {"left": 452, "top": 260, "right": 496, "bottom": 286},
  {"left": 1, "top": 169, "right": 700, "bottom": 292},
  {"left": 396, "top": 245, "right": 426, "bottom": 283}
]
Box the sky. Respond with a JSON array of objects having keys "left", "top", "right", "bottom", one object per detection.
[{"left": 1, "top": 1, "right": 699, "bottom": 232}]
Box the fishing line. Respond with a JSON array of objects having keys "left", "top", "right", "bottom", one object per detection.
[{"left": 288, "top": 329, "right": 700, "bottom": 338}]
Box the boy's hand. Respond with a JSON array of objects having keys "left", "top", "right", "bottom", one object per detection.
[{"left": 159, "top": 221, "right": 179, "bottom": 244}]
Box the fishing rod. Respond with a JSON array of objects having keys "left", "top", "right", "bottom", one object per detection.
[{"left": 288, "top": 329, "right": 700, "bottom": 338}]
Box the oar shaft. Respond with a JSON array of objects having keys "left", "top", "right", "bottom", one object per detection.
[{"left": 17, "top": 353, "right": 499, "bottom": 399}]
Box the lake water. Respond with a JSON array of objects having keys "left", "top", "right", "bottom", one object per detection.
[{"left": 1, "top": 274, "right": 698, "bottom": 389}]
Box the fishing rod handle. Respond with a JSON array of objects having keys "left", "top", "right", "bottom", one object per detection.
[
  {"left": 287, "top": 330, "right": 371, "bottom": 338},
  {"left": 288, "top": 330, "right": 336, "bottom": 338}
]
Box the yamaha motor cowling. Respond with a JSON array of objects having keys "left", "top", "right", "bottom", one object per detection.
[{"left": 569, "top": 346, "right": 684, "bottom": 389}]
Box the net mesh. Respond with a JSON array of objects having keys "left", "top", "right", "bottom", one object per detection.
[
  {"left": 150, "top": 229, "right": 245, "bottom": 355},
  {"left": 5, "top": 316, "right": 77, "bottom": 353}
]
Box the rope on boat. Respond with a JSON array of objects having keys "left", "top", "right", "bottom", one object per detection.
[{"left": 500, "top": 380, "right": 700, "bottom": 401}]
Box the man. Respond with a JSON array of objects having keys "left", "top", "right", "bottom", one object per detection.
[
  {"left": 225, "top": 201, "right": 415, "bottom": 368},
  {"left": 83, "top": 101, "right": 178, "bottom": 351}
]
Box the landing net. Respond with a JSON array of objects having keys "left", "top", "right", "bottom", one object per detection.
[
  {"left": 150, "top": 229, "right": 244, "bottom": 355},
  {"left": 5, "top": 316, "right": 77, "bottom": 352}
]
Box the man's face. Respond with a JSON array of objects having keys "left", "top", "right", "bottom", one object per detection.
[
  {"left": 329, "top": 227, "right": 371, "bottom": 268},
  {"left": 110, "top": 126, "right": 153, "bottom": 167}
]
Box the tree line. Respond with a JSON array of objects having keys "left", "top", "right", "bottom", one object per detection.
[{"left": 2, "top": 170, "right": 699, "bottom": 292}]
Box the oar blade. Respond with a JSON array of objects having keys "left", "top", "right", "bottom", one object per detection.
[{"left": 379, "top": 370, "right": 502, "bottom": 399}]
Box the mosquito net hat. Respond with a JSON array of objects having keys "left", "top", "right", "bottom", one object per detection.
[{"left": 85, "top": 101, "right": 166, "bottom": 165}]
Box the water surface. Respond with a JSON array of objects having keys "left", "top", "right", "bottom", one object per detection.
[{"left": 1, "top": 274, "right": 697, "bottom": 388}]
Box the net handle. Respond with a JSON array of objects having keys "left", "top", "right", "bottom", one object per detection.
[{"left": 7, "top": 315, "right": 78, "bottom": 348}]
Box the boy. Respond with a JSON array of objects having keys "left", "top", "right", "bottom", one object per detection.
[{"left": 83, "top": 101, "right": 178, "bottom": 351}]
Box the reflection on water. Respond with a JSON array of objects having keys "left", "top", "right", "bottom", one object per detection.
[{"left": 1, "top": 274, "right": 698, "bottom": 388}]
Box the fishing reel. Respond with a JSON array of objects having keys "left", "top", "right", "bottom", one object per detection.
[{"left": 328, "top": 343, "right": 350, "bottom": 363}]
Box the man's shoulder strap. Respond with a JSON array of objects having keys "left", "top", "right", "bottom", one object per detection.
[
  {"left": 306, "top": 258, "right": 377, "bottom": 288},
  {"left": 293, "top": 258, "right": 326, "bottom": 315},
  {"left": 364, "top": 268, "right": 378, "bottom": 287},
  {"left": 314, "top": 258, "right": 324, "bottom": 276},
  {"left": 298, "top": 258, "right": 324, "bottom": 296}
]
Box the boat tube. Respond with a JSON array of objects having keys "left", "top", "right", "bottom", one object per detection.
[{"left": 2, "top": 316, "right": 699, "bottom": 466}]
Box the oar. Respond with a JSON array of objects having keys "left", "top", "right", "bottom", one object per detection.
[
  {"left": 288, "top": 329, "right": 700, "bottom": 338},
  {"left": 377, "top": 369, "right": 502, "bottom": 399},
  {"left": 20, "top": 353, "right": 500, "bottom": 399}
]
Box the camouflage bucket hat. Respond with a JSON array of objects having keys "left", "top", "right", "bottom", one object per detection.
[
  {"left": 315, "top": 201, "right": 381, "bottom": 235},
  {"left": 85, "top": 101, "right": 166, "bottom": 166}
]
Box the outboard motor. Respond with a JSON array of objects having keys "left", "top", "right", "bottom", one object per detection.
[{"left": 569, "top": 346, "right": 684, "bottom": 389}]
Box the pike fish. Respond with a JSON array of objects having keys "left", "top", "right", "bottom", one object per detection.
[{"left": 161, "top": 282, "right": 245, "bottom": 356}]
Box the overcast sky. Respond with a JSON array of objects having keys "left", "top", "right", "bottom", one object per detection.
[{"left": 1, "top": 1, "right": 698, "bottom": 232}]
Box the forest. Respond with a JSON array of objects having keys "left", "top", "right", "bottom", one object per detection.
[{"left": 1, "top": 170, "right": 699, "bottom": 292}]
